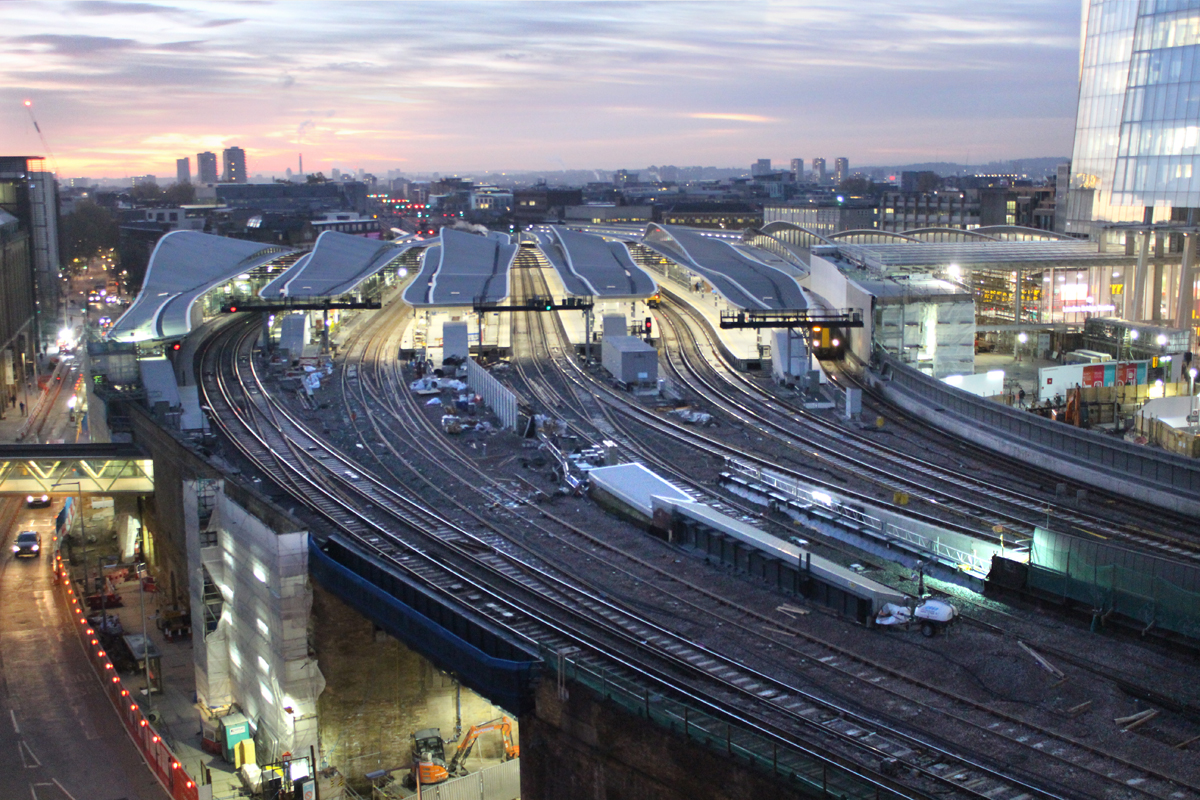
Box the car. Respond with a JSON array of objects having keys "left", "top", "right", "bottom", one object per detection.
[
  {"left": 26, "top": 493, "right": 50, "bottom": 508},
  {"left": 12, "top": 531, "right": 41, "bottom": 558}
]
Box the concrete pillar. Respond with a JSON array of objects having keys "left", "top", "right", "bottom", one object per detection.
[
  {"left": 1129, "top": 222, "right": 1152, "bottom": 321},
  {"left": 1012, "top": 268, "right": 1022, "bottom": 324},
  {"left": 1175, "top": 232, "right": 1197, "bottom": 330},
  {"left": 1152, "top": 233, "right": 1165, "bottom": 320}
]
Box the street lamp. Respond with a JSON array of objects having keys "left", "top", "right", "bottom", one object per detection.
[
  {"left": 52, "top": 481, "right": 88, "bottom": 594},
  {"left": 1016, "top": 331, "right": 1028, "bottom": 363},
  {"left": 1190, "top": 367, "right": 1198, "bottom": 425}
]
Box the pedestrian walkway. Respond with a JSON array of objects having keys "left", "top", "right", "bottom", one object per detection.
[{"left": 93, "top": 566, "right": 246, "bottom": 799}]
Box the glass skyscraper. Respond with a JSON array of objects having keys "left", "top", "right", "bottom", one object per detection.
[{"left": 1067, "top": 0, "right": 1200, "bottom": 235}]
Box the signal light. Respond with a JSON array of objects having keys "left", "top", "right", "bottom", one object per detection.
[
  {"left": 229, "top": 305, "right": 237, "bottom": 313},
  {"left": 171, "top": 343, "right": 181, "bottom": 351},
  {"left": 644, "top": 317, "right": 652, "bottom": 333}
]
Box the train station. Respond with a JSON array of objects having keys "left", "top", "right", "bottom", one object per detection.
[{"left": 7, "top": 5, "right": 1200, "bottom": 790}]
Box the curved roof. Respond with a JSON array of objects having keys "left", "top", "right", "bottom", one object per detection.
[
  {"left": 545, "top": 226, "right": 656, "bottom": 298},
  {"left": 974, "top": 225, "right": 1075, "bottom": 241},
  {"left": 259, "top": 231, "right": 414, "bottom": 298},
  {"left": 643, "top": 224, "right": 806, "bottom": 310},
  {"left": 902, "top": 227, "right": 1001, "bottom": 242},
  {"left": 109, "top": 231, "right": 292, "bottom": 342},
  {"left": 829, "top": 229, "right": 922, "bottom": 243},
  {"left": 402, "top": 227, "right": 517, "bottom": 307}
]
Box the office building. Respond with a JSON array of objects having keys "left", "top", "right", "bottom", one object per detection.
[
  {"left": 223, "top": 147, "right": 247, "bottom": 184},
  {"left": 196, "top": 152, "right": 218, "bottom": 184},
  {"left": 790, "top": 158, "right": 803, "bottom": 180},
  {"left": 751, "top": 158, "right": 772, "bottom": 177},
  {"left": 834, "top": 157, "right": 849, "bottom": 185},
  {"left": 131, "top": 175, "right": 157, "bottom": 187},
  {"left": 1064, "top": 0, "right": 1200, "bottom": 329},
  {"left": 811, "top": 158, "right": 826, "bottom": 184},
  {"left": 0, "top": 156, "right": 58, "bottom": 356},
  {"left": 176, "top": 157, "right": 190, "bottom": 185}
]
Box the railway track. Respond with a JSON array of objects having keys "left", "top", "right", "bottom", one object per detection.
[
  {"left": 654, "top": 299, "right": 1200, "bottom": 563},
  {"left": 365, "top": 271, "right": 1200, "bottom": 799},
  {"left": 197, "top": 298, "right": 1200, "bottom": 800}
]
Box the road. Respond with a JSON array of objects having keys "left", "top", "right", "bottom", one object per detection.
[{"left": 0, "top": 504, "right": 166, "bottom": 800}]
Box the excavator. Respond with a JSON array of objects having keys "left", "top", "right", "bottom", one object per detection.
[{"left": 407, "top": 717, "right": 520, "bottom": 787}]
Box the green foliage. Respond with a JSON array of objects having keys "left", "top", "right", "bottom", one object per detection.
[
  {"left": 163, "top": 182, "right": 196, "bottom": 205},
  {"left": 60, "top": 200, "right": 119, "bottom": 263}
]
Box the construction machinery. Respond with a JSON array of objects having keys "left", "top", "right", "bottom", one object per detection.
[{"left": 406, "top": 717, "right": 520, "bottom": 787}]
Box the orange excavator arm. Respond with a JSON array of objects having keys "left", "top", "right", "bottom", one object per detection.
[{"left": 447, "top": 716, "right": 519, "bottom": 774}]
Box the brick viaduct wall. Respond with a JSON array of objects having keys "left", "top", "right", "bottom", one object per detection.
[{"left": 522, "top": 679, "right": 813, "bottom": 800}]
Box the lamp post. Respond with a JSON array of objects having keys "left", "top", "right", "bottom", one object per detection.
[
  {"left": 1189, "top": 367, "right": 1198, "bottom": 425},
  {"left": 138, "top": 560, "right": 152, "bottom": 708},
  {"left": 52, "top": 481, "right": 88, "bottom": 593}
]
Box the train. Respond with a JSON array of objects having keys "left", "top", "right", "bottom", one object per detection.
[
  {"left": 810, "top": 324, "right": 846, "bottom": 359},
  {"left": 646, "top": 291, "right": 662, "bottom": 309}
]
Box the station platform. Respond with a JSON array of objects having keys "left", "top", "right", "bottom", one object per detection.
[{"left": 649, "top": 267, "right": 765, "bottom": 365}]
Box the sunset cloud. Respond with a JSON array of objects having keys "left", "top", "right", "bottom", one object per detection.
[{"left": 0, "top": 1, "right": 1080, "bottom": 177}]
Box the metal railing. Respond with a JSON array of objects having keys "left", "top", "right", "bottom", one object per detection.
[
  {"left": 728, "top": 458, "right": 991, "bottom": 576},
  {"left": 875, "top": 348, "right": 1200, "bottom": 496},
  {"left": 539, "top": 645, "right": 914, "bottom": 800}
]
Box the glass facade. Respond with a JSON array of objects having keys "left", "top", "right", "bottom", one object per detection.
[{"left": 1068, "top": 0, "right": 1200, "bottom": 232}]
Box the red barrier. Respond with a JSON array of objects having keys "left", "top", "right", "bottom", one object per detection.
[{"left": 57, "top": 554, "right": 200, "bottom": 800}]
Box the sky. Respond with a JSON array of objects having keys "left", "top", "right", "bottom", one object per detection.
[{"left": 1, "top": 1, "right": 1082, "bottom": 179}]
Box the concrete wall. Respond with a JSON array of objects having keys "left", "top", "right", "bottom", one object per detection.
[
  {"left": 311, "top": 581, "right": 517, "bottom": 791},
  {"left": 522, "top": 680, "right": 811, "bottom": 800}
]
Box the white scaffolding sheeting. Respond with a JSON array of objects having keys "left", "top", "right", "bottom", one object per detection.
[{"left": 466, "top": 358, "right": 518, "bottom": 431}]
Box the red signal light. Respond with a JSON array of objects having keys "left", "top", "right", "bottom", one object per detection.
[{"left": 171, "top": 343, "right": 181, "bottom": 351}]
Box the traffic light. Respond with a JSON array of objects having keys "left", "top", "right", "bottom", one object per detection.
[
  {"left": 644, "top": 317, "right": 652, "bottom": 334},
  {"left": 228, "top": 305, "right": 237, "bottom": 313},
  {"left": 171, "top": 343, "right": 181, "bottom": 351},
  {"left": 544, "top": 300, "right": 553, "bottom": 311}
]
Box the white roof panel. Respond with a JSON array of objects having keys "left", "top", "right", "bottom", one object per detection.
[{"left": 109, "top": 231, "right": 293, "bottom": 342}]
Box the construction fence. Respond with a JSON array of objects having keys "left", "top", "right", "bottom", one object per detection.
[
  {"left": 54, "top": 551, "right": 201, "bottom": 800},
  {"left": 372, "top": 761, "right": 520, "bottom": 800},
  {"left": 1029, "top": 527, "right": 1200, "bottom": 639},
  {"left": 466, "top": 358, "right": 518, "bottom": 431}
]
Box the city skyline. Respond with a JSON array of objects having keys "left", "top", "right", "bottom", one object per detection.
[{"left": 3, "top": 1, "right": 1081, "bottom": 177}]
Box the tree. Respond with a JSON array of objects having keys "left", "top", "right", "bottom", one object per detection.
[
  {"left": 129, "top": 182, "right": 164, "bottom": 202},
  {"left": 163, "top": 182, "right": 196, "bottom": 205},
  {"left": 306, "top": 172, "right": 328, "bottom": 184},
  {"left": 59, "top": 200, "right": 120, "bottom": 264}
]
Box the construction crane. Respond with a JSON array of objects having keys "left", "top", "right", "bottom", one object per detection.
[
  {"left": 406, "top": 716, "right": 519, "bottom": 787},
  {"left": 22, "top": 99, "right": 60, "bottom": 174}
]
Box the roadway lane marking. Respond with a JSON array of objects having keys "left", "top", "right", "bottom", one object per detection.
[
  {"left": 52, "top": 778, "right": 78, "bottom": 800},
  {"left": 10, "top": 709, "right": 19, "bottom": 734},
  {"left": 19, "top": 739, "right": 41, "bottom": 768}
]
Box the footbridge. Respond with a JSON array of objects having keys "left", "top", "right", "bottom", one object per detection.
[{"left": 0, "top": 442, "right": 153, "bottom": 495}]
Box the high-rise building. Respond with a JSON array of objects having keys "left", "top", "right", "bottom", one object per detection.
[
  {"left": 790, "top": 158, "right": 804, "bottom": 180},
  {"left": 1066, "top": 1, "right": 1200, "bottom": 233},
  {"left": 222, "top": 146, "right": 247, "bottom": 183},
  {"left": 176, "top": 157, "right": 190, "bottom": 184},
  {"left": 811, "top": 158, "right": 826, "bottom": 184},
  {"left": 1065, "top": 1, "right": 1200, "bottom": 327},
  {"left": 131, "top": 175, "right": 157, "bottom": 187},
  {"left": 196, "top": 151, "right": 218, "bottom": 183},
  {"left": 834, "top": 157, "right": 849, "bottom": 185},
  {"left": 0, "top": 156, "right": 58, "bottom": 354},
  {"left": 752, "top": 158, "right": 772, "bottom": 177}
]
